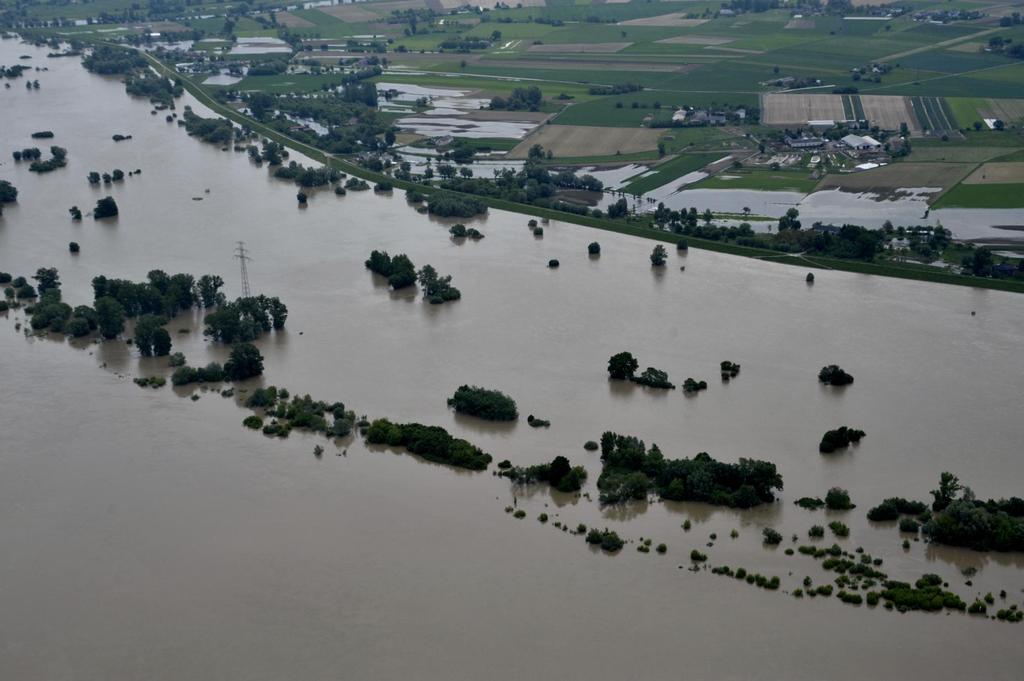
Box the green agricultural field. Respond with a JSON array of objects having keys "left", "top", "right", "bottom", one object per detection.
[
  {"left": 995, "top": 149, "right": 1024, "bottom": 162},
  {"left": 908, "top": 146, "right": 1018, "bottom": 163},
  {"left": 945, "top": 97, "right": 989, "bottom": 128},
  {"left": 445, "top": 138, "right": 520, "bottom": 152},
  {"left": 622, "top": 153, "right": 724, "bottom": 194},
  {"left": 659, "top": 127, "right": 748, "bottom": 155},
  {"left": 933, "top": 183, "right": 1024, "bottom": 209}
]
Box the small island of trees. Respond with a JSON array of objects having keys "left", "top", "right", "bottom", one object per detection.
[
  {"left": 0, "top": 180, "right": 17, "bottom": 204},
  {"left": 866, "top": 497, "right": 928, "bottom": 522},
  {"left": 203, "top": 295, "right": 287, "bottom": 343},
  {"left": 173, "top": 343, "right": 264, "bottom": 384},
  {"left": 596, "top": 431, "right": 783, "bottom": 507},
  {"left": 20, "top": 268, "right": 230, "bottom": 346},
  {"left": 426, "top": 192, "right": 487, "bottom": 218},
  {"left": 606, "top": 352, "right": 674, "bottom": 389},
  {"left": 449, "top": 224, "right": 483, "bottom": 240},
  {"left": 819, "top": 426, "right": 865, "bottom": 453},
  {"left": 94, "top": 196, "right": 118, "bottom": 219},
  {"left": 499, "top": 455, "right": 587, "bottom": 493},
  {"left": 365, "top": 250, "right": 417, "bottom": 289},
  {"left": 682, "top": 378, "right": 707, "bottom": 393},
  {"left": 633, "top": 367, "right": 674, "bottom": 389},
  {"left": 721, "top": 361, "right": 740, "bottom": 380},
  {"left": 607, "top": 351, "right": 638, "bottom": 380},
  {"left": 417, "top": 264, "right": 460, "bottom": 304},
  {"left": 819, "top": 364, "right": 854, "bottom": 386},
  {"left": 923, "top": 472, "right": 1024, "bottom": 552},
  {"left": 447, "top": 385, "right": 518, "bottom": 421},
  {"left": 585, "top": 528, "right": 624, "bottom": 553},
  {"left": 247, "top": 389, "right": 355, "bottom": 440},
  {"left": 825, "top": 487, "right": 855, "bottom": 510},
  {"left": 365, "top": 418, "right": 492, "bottom": 470},
  {"left": 28, "top": 145, "right": 68, "bottom": 173}
]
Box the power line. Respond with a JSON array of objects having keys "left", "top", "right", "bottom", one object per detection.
[{"left": 234, "top": 241, "right": 252, "bottom": 298}]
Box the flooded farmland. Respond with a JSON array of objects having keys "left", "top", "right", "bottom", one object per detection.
[{"left": 2, "top": 39, "right": 1024, "bottom": 680}]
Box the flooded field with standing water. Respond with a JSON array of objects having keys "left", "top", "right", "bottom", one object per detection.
[{"left": 2, "top": 39, "right": 1024, "bottom": 680}]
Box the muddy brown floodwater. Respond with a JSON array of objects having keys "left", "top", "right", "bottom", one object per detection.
[{"left": 2, "top": 39, "right": 1024, "bottom": 680}]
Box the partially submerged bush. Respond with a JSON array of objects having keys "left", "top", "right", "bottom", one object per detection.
[
  {"left": 499, "top": 455, "right": 587, "bottom": 493},
  {"left": 682, "top": 378, "right": 708, "bottom": 393},
  {"left": 720, "top": 361, "right": 740, "bottom": 379},
  {"left": 829, "top": 521, "right": 850, "bottom": 538},
  {"left": 866, "top": 497, "right": 928, "bottom": 521},
  {"left": 825, "top": 487, "right": 854, "bottom": 510},
  {"left": 586, "top": 528, "right": 624, "bottom": 553}
]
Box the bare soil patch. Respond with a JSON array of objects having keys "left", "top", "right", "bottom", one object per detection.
[
  {"left": 981, "top": 98, "right": 1024, "bottom": 123},
  {"left": 762, "top": 94, "right": 845, "bottom": 125},
  {"left": 860, "top": 95, "right": 920, "bottom": 133},
  {"left": 785, "top": 18, "right": 815, "bottom": 29}
]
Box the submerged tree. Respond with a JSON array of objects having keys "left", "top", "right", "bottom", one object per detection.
[
  {"left": 195, "top": 274, "right": 225, "bottom": 308},
  {"left": 134, "top": 313, "right": 170, "bottom": 356},
  {"left": 417, "top": 264, "right": 460, "bottom": 304},
  {"left": 93, "top": 196, "right": 119, "bottom": 219},
  {"left": 607, "top": 351, "right": 638, "bottom": 380},
  {"left": 94, "top": 296, "right": 126, "bottom": 339},
  {"left": 32, "top": 267, "right": 60, "bottom": 295},
  {"left": 224, "top": 342, "right": 264, "bottom": 380},
  {"left": 650, "top": 244, "right": 667, "bottom": 267}
]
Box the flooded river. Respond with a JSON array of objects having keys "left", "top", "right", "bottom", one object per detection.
[{"left": 2, "top": 39, "right": 1024, "bottom": 679}]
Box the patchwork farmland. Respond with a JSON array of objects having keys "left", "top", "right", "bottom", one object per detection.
[
  {"left": 763, "top": 94, "right": 920, "bottom": 133},
  {"left": 39, "top": 0, "right": 1024, "bottom": 213}
]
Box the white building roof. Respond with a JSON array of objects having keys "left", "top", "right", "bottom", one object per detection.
[{"left": 841, "top": 134, "right": 881, "bottom": 148}]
